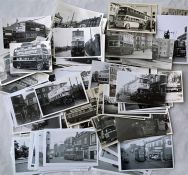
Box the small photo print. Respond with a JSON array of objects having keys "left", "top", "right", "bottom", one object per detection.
[
  {"left": 0, "top": 52, "right": 31, "bottom": 85},
  {"left": 156, "top": 15, "right": 188, "bottom": 64},
  {"left": 108, "top": 3, "right": 157, "bottom": 33},
  {"left": 54, "top": 1, "right": 103, "bottom": 28},
  {"left": 161, "top": 8, "right": 188, "bottom": 16},
  {"left": 89, "top": 61, "right": 110, "bottom": 89},
  {"left": 53, "top": 27, "right": 102, "bottom": 58},
  {"left": 92, "top": 115, "right": 118, "bottom": 148},
  {"left": 9, "top": 41, "right": 52, "bottom": 73},
  {"left": 119, "top": 135, "right": 174, "bottom": 171},
  {"left": 106, "top": 31, "right": 153, "bottom": 59},
  {"left": 64, "top": 87, "right": 98, "bottom": 127},
  {"left": 116, "top": 71, "right": 167, "bottom": 105},
  {"left": 3, "top": 16, "right": 52, "bottom": 48},
  {"left": 10, "top": 88, "right": 42, "bottom": 126},
  {"left": 43, "top": 129, "right": 98, "bottom": 166},
  {"left": 159, "top": 71, "right": 183, "bottom": 103},
  {"left": 35, "top": 74, "right": 88, "bottom": 117},
  {"left": 116, "top": 113, "right": 172, "bottom": 142},
  {"left": 13, "top": 134, "right": 31, "bottom": 173}
]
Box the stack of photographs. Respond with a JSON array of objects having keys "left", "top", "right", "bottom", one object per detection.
[{"left": 0, "top": 1, "right": 186, "bottom": 175}]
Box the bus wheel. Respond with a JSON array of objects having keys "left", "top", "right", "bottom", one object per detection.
[
  {"left": 36, "top": 62, "right": 43, "bottom": 70},
  {"left": 125, "top": 23, "right": 130, "bottom": 29}
]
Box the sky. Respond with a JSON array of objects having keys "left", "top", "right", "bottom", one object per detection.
[
  {"left": 116, "top": 71, "right": 140, "bottom": 93},
  {"left": 53, "top": 27, "right": 101, "bottom": 47},
  {"left": 3, "top": 16, "right": 52, "bottom": 29},
  {"left": 156, "top": 15, "right": 188, "bottom": 39},
  {"left": 14, "top": 136, "right": 31, "bottom": 148},
  {"left": 56, "top": 1, "right": 102, "bottom": 23}
]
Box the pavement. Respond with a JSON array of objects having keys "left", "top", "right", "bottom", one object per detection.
[
  {"left": 49, "top": 156, "right": 97, "bottom": 163},
  {"left": 15, "top": 158, "right": 31, "bottom": 173},
  {"left": 124, "top": 49, "right": 152, "bottom": 59}
]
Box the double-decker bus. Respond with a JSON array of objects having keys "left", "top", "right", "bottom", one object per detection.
[
  {"left": 106, "top": 32, "right": 134, "bottom": 56},
  {"left": 64, "top": 150, "right": 84, "bottom": 161},
  {"left": 173, "top": 40, "right": 186, "bottom": 57},
  {"left": 3, "top": 20, "right": 47, "bottom": 48},
  {"left": 114, "top": 5, "right": 149, "bottom": 29},
  {"left": 71, "top": 30, "right": 85, "bottom": 57},
  {"left": 13, "top": 42, "right": 50, "bottom": 70},
  {"left": 135, "top": 146, "right": 146, "bottom": 162}
]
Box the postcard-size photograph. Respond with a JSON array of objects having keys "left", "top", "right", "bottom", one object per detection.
[
  {"left": 0, "top": 73, "right": 49, "bottom": 93},
  {"left": 91, "top": 115, "right": 118, "bottom": 148},
  {"left": 12, "top": 133, "right": 32, "bottom": 173},
  {"left": 108, "top": 3, "right": 157, "bottom": 34},
  {"left": 0, "top": 52, "right": 33, "bottom": 85},
  {"left": 3, "top": 16, "right": 52, "bottom": 49},
  {"left": 88, "top": 61, "right": 111, "bottom": 89},
  {"left": 34, "top": 74, "right": 89, "bottom": 117},
  {"left": 156, "top": 15, "right": 188, "bottom": 64},
  {"left": 116, "top": 71, "right": 168, "bottom": 105},
  {"left": 118, "top": 135, "right": 174, "bottom": 171},
  {"left": 54, "top": 1, "right": 103, "bottom": 28},
  {"left": 64, "top": 87, "right": 98, "bottom": 127},
  {"left": 9, "top": 41, "right": 52, "bottom": 73},
  {"left": 116, "top": 113, "right": 172, "bottom": 142},
  {"left": 159, "top": 71, "right": 184, "bottom": 103},
  {"left": 9, "top": 87, "right": 43, "bottom": 127},
  {"left": 106, "top": 31, "right": 153, "bottom": 59},
  {"left": 53, "top": 27, "right": 102, "bottom": 58},
  {"left": 43, "top": 129, "right": 98, "bottom": 167}
]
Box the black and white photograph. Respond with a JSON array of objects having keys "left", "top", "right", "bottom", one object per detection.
[
  {"left": 0, "top": 52, "right": 32, "bottom": 85},
  {"left": 34, "top": 74, "right": 88, "bottom": 117},
  {"left": 108, "top": 3, "right": 157, "bottom": 33},
  {"left": 92, "top": 115, "right": 118, "bottom": 148},
  {"left": 122, "top": 38, "right": 174, "bottom": 70},
  {"left": 157, "top": 15, "right": 188, "bottom": 64},
  {"left": 97, "top": 84, "right": 104, "bottom": 115},
  {"left": 13, "top": 134, "right": 31, "bottom": 173},
  {"left": 106, "top": 31, "right": 153, "bottom": 59},
  {"left": 116, "top": 71, "right": 168, "bottom": 105},
  {"left": 159, "top": 71, "right": 184, "bottom": 103},
  {"left": 89, "top": 61, "right": 110, "bottom": 89},
  {"left": 13, "top": 116, "right": 61, "bottom": 133},
  {"left": 161, "top": 8, "right": 188, "bottom": 16},
  {"left": 53, "top": 27, "right": 102, "bottom": 58},
  {"left": 54, "top": 1, "right": 103, "bottom": 28},
  {"left": 53, "top": 66, "right": 91, "bottom": 89},
  {"left": 64, "top": 87, "right": 98, "bottom": 127},
  {"left": 10, "top": 87, "right": 42, "bottom": 126},
  {"left": 115, "top": 113, "right": 172, "bottom": 142},
  {"left": 103, "top": 84, "right": 118, "bottom": 115},
  {"left": 3, "top": 16, "right": 52, "bottom": 48},
  {"left": 43, "top": 129, "right": 98, "bottom": 167},
  {"left": 109, "top": 64, "right": 152, "bottom": 97},
  {"left": 119, "top": 135, "right": 174, "bottom": 171},
  {"left": 0, "top": 73, "right": 49, "bottom": 93},
  {"left": 9, "top": 41, "right": 52, "bottom": 73}
]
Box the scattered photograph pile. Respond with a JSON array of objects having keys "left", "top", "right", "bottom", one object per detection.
[{"left": 0, "top": 1, "right": 186, "bottom": 175}]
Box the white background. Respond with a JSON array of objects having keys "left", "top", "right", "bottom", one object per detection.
[{"left": 0, "top": 0, "right": 188, "bottom": 175}]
